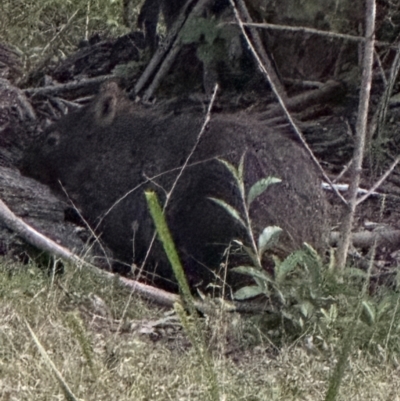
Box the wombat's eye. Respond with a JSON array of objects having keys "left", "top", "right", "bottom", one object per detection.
[{"left": 46, "top": 132, "right": 60, "bottom": 147}]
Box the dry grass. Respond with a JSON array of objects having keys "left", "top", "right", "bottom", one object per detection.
[
  {"left": 0, "top": 0, "right": 139, "bottom": 76},
  {"left": 0, "top": 258, "right": 399, "bottom": 401}
]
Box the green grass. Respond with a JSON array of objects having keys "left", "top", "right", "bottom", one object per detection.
[
  {"left": 0, "top": 0, "right": 140, "bottom": 75},
  {"left": 0, "top": 258, "right": 400, "bottom": 400}
]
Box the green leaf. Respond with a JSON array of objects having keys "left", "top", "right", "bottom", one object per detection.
[
  {"left": 181, "top": 17, "right": 219, "bottom": 45},
  {"left": 272, "top": 254, "right": 281, "bottom": 268},
  {"left": 377, "top": 297, "right": 392, "bottom": 318},
  {"left": 219, "top": 24, "right": 241, "bottom": 41},
  {"left": 237, "top": 153, "right": 245, "bottom": 196},
  {"left": 196, "top": 43, "right": 213, "bottom": 64},
  {"left": 258, "top": 226, "right": 283, "bottom": 257},
  {"left": 302, "top": 243, "right": 322, "bottom": 287},
  {"left": 231, "top": 265, "right": 273, "bottom": 283},
  {"left": 233, "top": 240, "right": 260, "bottom": 268},
  {"left": 217, "top": 158, "right": 241, "bottom": 187},
  {"left": 234, "top": 285, "right": 265, "bottom": 300},
  {"left": 274, "top": 252, "right": 299, "bottom": 284},
  {"left": 345, "top": 268, "right": 369, "bottom": 279},
  {"left": 247, "top": 176, "right": 281, "bottom": 206},
  {"left": 299, "top": 301, "right": 315, "bottom": 319},
  {"left": 208, "top": 197, "right": 246, "bottom": 228},
  {"left": 321, "top": 305, "right": 338, "bottom": 324},
  {"left": 238, "top": 153, "right": 245, "bottom": 182},
  {"left": 361, "top": 301, "right": 376, "bottom": 326},
  {"left": 303, "top": 242, "right": 320, "bottom": 260}
]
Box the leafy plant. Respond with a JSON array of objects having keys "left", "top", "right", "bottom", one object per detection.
[
  {"left": 180, "top": 16, "right": 241, "bottom": 65},
  {"left": 210, "top": 155, "right": 335, "bottom": 331}
]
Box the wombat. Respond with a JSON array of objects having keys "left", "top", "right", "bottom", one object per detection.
[{"left": 20, "top": 82, "right": 327, "bottom": 290}]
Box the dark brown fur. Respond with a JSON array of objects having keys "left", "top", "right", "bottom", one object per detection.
[{"left": 20, "top": 83, "right": 327, "bottom": 290}]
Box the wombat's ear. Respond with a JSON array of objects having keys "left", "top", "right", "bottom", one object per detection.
[{"left": 94, "top": 82, "right": 121, "bottom": 125}]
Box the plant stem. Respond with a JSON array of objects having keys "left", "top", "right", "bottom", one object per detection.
[
  {"left": 241, "top": 186, "right": 262, "bottom": 269},
  {"left": 336, "top": 0, "right": 376, "bottom": 270}
]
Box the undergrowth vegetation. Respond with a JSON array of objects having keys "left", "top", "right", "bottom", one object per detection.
[
  {"left": 2, "top": 170, "right": 398, "bottom": 400},
  {"left": 0, "top": 0, "right": 136, "bottom": 73},
  {"left": 1, "top": 257, "right": 400, "bottom": 400},
  {"left": 2, "top": 0, "right": 400, "bottom": 400}
]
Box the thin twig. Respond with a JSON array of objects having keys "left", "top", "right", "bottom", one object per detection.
[
  {"left": 41, "top": 9, "right": 79, "bottom": 56},
  {"left": 0, "top": 196, "right": 186, "bottom": 306},
  {"left": 356, "top": 156, "right": 400, "bottom": 205},
  {"left": 97, "top": 155, "right": 223, "bottom": 226},
  {"left": 234, "top": 0, "right": 286, "bottom": 100},
  {"left": 333, "top": 161, "right": 353, "bottom": 183},
  {"left": 240, "top": 21, "right": 388, "bottom": 47},
  {"left": 260, "top": 80, "right": 343, "bottom": 119},
  {"left": 166, "top": 84, "right": 219, "bottom": 204},
  {"left": 330, "top": 229, "right": 400, "bottom": 249},
  {"left": 85, "top": 0, "right": 91, "bottom": 42},
  {"left": 60, "top": 183, "right": 113, "bottom": 270},
  {"left": 113, "top": 85, "right": 219, "bottom": 329},
  {"left": 321, "top": 182, "right": 380, "bottom": 197},
  {"left": 374, "top": 49, "right": 387, "bottom": 86},
  {"left": 230, "top": 0, "right": 347, "bottom": 205},
  {"left": 142, "top": 42, "right": 183, "bottom": 102},
  {"left": 371, "top": 42, "right": 400, "bottom": 141},
  {"left": 336, "top": 0, "right": 376, "bottom": 269}
]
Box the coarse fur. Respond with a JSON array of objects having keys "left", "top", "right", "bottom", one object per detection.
[{"left": 20, "top": 82, "right": 327, "bottom": 290}]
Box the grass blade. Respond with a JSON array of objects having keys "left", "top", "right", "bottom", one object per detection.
[{"left": 25, "top": 320, "right": 80, "bottom": 401}]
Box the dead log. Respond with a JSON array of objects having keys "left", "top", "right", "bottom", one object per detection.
[
  {"left": 0, "top": 166, "right": 98, "bottom": 261},
  {"left": 260, "top": 80, "right": 345, "bottom": 119},
  {"left": 0, "top": 78, "right": 37, "bottom": 168},
  {"left": 330, "top": 229, "right": 400, "bottom": 249},
  {"left": 24, "top": 75, "right": 112, "bottom": 99}
]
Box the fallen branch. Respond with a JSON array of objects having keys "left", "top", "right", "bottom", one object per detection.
[
  {"left": 0, "top": 196, "right": 181, "bottom": 303},
  {"left": 24, "top": 75, "right": 111, "bottom": 98},
  {"left": 321, "top": 182, "right": 380, "bottom": 197},
  {"left": 260, "top": 80, "right": 344, "bottom": 119},
  {"left": 330, "top": 229, "right": 400, "bottom": 249}
]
